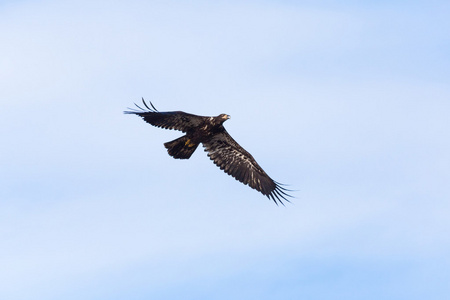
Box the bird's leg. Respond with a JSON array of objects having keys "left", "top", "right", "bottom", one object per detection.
[{"left": 184, "top": 138, "right": 196, "bottom": 147}]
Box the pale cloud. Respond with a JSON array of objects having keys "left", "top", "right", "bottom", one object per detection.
[{"left": 1, "top": 0, "right": 449, "bottom": 299}]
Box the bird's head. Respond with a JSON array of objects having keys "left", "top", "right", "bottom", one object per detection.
[{"left": 218, "top": 114, "right": 231, "bottom": 122}]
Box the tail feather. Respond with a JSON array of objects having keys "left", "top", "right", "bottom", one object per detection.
[{"left": 164, "top": 135, "right": 198, "bottom": 159}]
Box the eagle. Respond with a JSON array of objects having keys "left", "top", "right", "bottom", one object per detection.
[{"left": 124, "top": 99, "right": 292, "bottom": 205}]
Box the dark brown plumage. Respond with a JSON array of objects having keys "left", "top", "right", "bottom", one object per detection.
[{"left": 124, "top": 99, "right": 292, "bottom": 205}]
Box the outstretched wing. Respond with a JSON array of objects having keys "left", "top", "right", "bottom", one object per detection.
[
  {"left": 124, "top": 98, "right": 205, "bottom": 133},
  {"left": 203, "top": 130, "right": 292, "bottom": 205}
]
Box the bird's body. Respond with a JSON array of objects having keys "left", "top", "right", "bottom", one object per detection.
[{"left": 125, "top": 99, "right": 291, "bottom": 205}]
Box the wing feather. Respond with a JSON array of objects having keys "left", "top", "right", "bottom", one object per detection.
[
  {"left": 124, "top": 98, "right": 205, "bottom": 133},
  {"left": 203, "top": 130, "right": 292, "bottom": 205}
]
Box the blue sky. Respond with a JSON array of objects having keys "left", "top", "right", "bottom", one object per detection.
[{"left": 1, "top": 0, "right": 449, "bottom": 299}]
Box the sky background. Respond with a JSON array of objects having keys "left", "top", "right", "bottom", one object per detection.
[{"left": 1, "top": 0, "right": 449, "bottom": 299}]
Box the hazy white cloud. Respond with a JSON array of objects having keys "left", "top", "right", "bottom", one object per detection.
[{"left": 1, "top": 0, "right": 449, "bottom": 299}]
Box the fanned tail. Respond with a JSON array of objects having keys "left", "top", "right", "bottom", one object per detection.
[{"left": 164, "top": 136, "right": 199, "bottom": 159}]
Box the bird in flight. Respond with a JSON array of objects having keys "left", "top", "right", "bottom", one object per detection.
[{"left": 125, "top": 99, "right": 292, "bottom": 205}]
